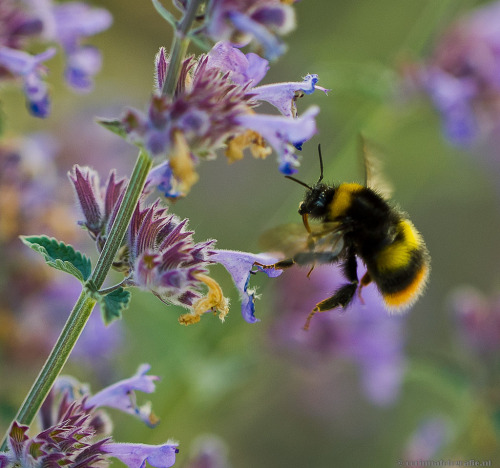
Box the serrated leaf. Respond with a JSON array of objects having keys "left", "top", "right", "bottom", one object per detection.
[
  {"left": 96, "top": 287, "right": 131, "bottom": 325},
  {"left": 96, "top": 118, "right": 128, "bottom": 139},
  {"left": 20, "top": 235, "right": 92, "bottom": 282}
]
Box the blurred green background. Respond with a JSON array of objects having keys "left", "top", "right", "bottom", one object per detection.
[{"left": 2, "top": 0, "right": 500, "bottom": 466}]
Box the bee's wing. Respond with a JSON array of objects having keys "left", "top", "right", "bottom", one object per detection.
[
  {"left": 359, "top": 135, "right": 394, "bottom": 199},
  {"left": 258, "top": 223, "right": 311, "bottom": 257},
  {"left": 309, "top": 222, "right": 345, "bottom": 257},
  {"left": 259, "top": 222, "right": 345, "bottom": 258}
]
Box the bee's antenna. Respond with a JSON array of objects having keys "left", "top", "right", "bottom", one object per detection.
[
  {"left": 284, "top": 175, "right": 312, "bottom": 190},
  {"left": 317, "top": 144, "right": 324, "bottom": 183}
]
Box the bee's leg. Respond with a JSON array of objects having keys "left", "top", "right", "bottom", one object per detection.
[
  {"left": 303, "top": 248, "right": 358, "bottom": 330},
  {"left": 253, "top": 258, "right": 296, "bottom": 270},
  {"left": 357, "top": 271, "right": 372, "bottom": 305}
]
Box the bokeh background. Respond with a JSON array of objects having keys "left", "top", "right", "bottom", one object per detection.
[{"left": 2, "top": 0, "right": 500, "bottom": 466}]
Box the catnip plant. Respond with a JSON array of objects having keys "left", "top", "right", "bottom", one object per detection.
[{"left": 0, "top": 0, "right": 328, "bottom": 465}]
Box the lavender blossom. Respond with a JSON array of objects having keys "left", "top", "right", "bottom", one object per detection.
[
  {"left": 269, "top": 262, "right": 407, "bottom": 406},
  {"left": 0, "top": 46, "right": 55, "bottom": 117},
  {"left": 204, "top": 0, "right": 297, "bottom": 60},
  {"left": 69, "top": 165, "right": 127, "bottom": 244},
  {"left": 211, "top": 250, "right": 283, "bottom": 323},
  {"left": 28, "top": 0, "right": 112, "bottom": 92},
  {"left": 117, "top": 42, "right": 325, "bottom": 195},
  {"left": 409, "top": 0, "right": 500, "bottom": 146},
  {"left": 0, "top": 0, "right": 42, "bottom": 51},
  {"left": 103, "top": 443, "right": 178, "bottom": 468},
  {"left": 0, "top": 367, "right": 178, "bottom": 468},
  {"left": 70, "top": 164, "right": 286, "bottom": 325},
  {"left": 69, "top": 165, "right": 228, "bottom": 325},
  {"left": 124, "top": 199, "right": 230, "bottom": 325},
  {"left": 86, "top": 363, "right": 160, "bottom": 427},
  {"left": 0, "top": 0, "right": 111, "bottom": 117}
]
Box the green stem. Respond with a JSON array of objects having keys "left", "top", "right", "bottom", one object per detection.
[
  {"left": 0, "top": 150, "right": 152, "bottom": 451},
  {"left": 161, "top": 0, "right": 203, "bottom": 96}
]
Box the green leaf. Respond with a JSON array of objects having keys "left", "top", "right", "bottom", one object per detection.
[
  {"left": 95, "top": 287, "right": 131, "bottom": 325},
  {"left": 152, "top": 0, "right": 178, "bottom": 26},
  {"left": 20, "top": 235, "right": 92, "bottom": 282},
  {"left": 96, "top": 118, "right": 128, "bottom": 139}
]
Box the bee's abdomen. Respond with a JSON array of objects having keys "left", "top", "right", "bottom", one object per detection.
[{"left": 368, "top": 219, "right": 430, "bottom": 311}]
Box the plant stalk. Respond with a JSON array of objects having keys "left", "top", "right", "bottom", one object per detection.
[{"left": 161, "top": 0, "right": 203, "bottom": 96}]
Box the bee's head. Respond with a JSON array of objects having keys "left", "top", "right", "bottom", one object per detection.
[
  {"left": 298, "top": 183, "right": 332, "bottom": 218},
  {"left": 285, "top": 144, "right": 332, "bottom": 219}
]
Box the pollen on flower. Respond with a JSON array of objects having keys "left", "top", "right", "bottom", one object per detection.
[
  {"left": 179, "top": 274, "right": 230, "bottom": 325},
  {"left": 225, "top": 129, "right": 272, "bottom": 163},
  {"left": 169, "top": 131, "right": 199, "bottom": 195}
]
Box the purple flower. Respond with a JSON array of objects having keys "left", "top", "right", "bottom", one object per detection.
[
  {"left": 1, "top": 412, "right": 111, "bottom": 468},
  {"left": 206, "top": 41, "right": 329, "bottom": 117},
  {"left": 33, "top": 0, "right": 112, "bottom": 92},
  {"left": 116, "top": 42, "right": 326, "bottom": 195},
  {"left": 69, "top": 165, "right": 127, "bottom": 243},
  {"left": 0, "top": 0, "right": 42, "bottom": 51},
  {"left": 86, "top": 364, "right": 160, "bottom": 427},
  {"left": 70, "top": 165, "right": 287, "bottom": 326},
  {"left": 0, "top": 0, "right": 111, "bottom": 116},
  {"left": 204, "top": 0, "right": 296, "bottom": 60},
  {"left": 124, "top": 199, "right": 230, "bottom": 325},
  {"left": 206, "top": 40, "right": 270, "bottom": 87},
  {"left": 0, "top": 46, "right": 55, "bottom": 117},
  {"left": 104, "top": 442, "right": 178, "bottom": 468},
  {"left": 252, "top": 73, "right": 330, "bottom": 117},
  {"left": 145, "top": 160, "right": 184, "bottom": 199},
  {"left": 211, "top": 250, "right": 283, "bottom": 323},
  {"left": 0, "top": 367, "right": 179, "bottom": 468},
  {"left": 269, "top": 262, "right": 407, "bottom": 406},
  {"left": 70, "top": 165, "right": 227, "bottom": 325},
  {"left": 236, "top": 105, "right": 319, "bottom": 174},
  {"left": 449, "top": 286, "right": 500, "bottom": 355},
  {"left": 410, "top": 0, "right": 500, "bottom": 145}
]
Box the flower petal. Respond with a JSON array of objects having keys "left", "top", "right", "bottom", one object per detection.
[
  {"left": 104, "top": 441, "right": 179, "bottom": 468},
  {"left": 236, "top": 106, "right": 319, "bottom": 174},
  {"left": 86, "top": 364, "right": 160, "bottom": 427},
  {"left": 207, "top": 41, "right": 269, "bottom": 86},
  {"left": 253, "top": 73, "right": 330, "bottom": 117},
  {"left": 64, "top": 45, "right": 102, "bottom": 92},
  {"left": 212, "top": 250, "right": 282, "bottom": 323}
]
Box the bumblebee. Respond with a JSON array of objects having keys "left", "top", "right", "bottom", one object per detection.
[{"left": 257, "top": 143, "right": 430, "bottom": 330}]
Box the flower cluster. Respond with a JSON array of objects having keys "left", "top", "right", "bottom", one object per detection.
[
  {"left": 406, "top": 0, "right": 500, "bottom": 146},
  {"left": 110, "top": 41, "right": 327, "bottom": 197},
  {"left": 0, "top": 365, "right": 179, "bottom": 468},
  {"left": 70, "top": 165, "right": 282, "bottom": 325},
  {"left": 0, "top": 0, "right": 111, "bottom": 117}
]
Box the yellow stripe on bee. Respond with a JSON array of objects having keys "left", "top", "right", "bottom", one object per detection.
[
  {"left": 376, "top": 220, "right": 423, "bottom": 272},
  {"left": 383, "top": 263, "right": 429, "bottom": 310},
  {"left": 329, "top": 183, "right": 364, "bottom": 218}
]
